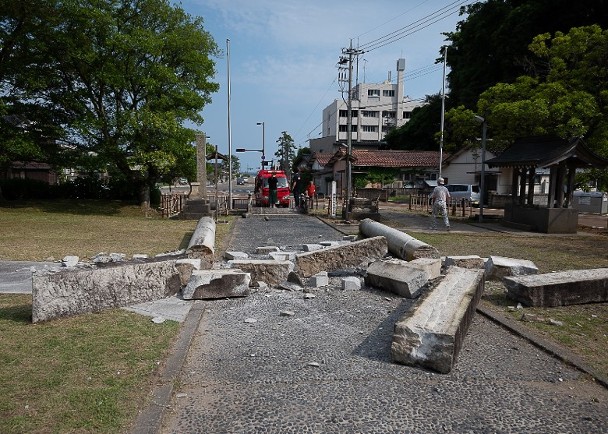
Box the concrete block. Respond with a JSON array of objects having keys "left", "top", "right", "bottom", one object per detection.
[
  {"left": 224, "top": 251, "right": 249, "bottom": 260},
  {"left": 175, "top": 259, "right": 202, "bottom": 286},
  {"left": 302, "top": 244, "right": 324, "bottom": 252},
  {"left": 296, "top": 236, "right": 388, "bottom": 278},
  {"left": 309, "top": 272, "right": 329, "bottom": 287},
  {"left": 32, "top": 260, "right": 182, "bottom": 323},
  {"left": 342, "top": 276, "right": 361, "bottom": 290},
  {"left": 365, "top": 259, "right": 428, "bottom": 298},
  {"left": 444, "top": 255, "right": 485, "bottom": 269},
  {"left": 182, "top": 269, "right": 250, "bottom": 300},
  {"left": 270, "top": 251, "right": 296, "bottom": 261},
  {"left": 407, "top": 258, "right": 442, "bottom": 280},
  {"left": 256, "top": 246, "right": 280, "bottom": 254},
  {"left": 392, "top": 267, "right": 485, "bottom": 374},
  {"left": 485, "top": 256, "right": 538, "bottom": 280},
  {"left": 228, "top": 259, "right": 294, "bottom": 285},
  {"left": 503, "top": 268, "right": 608, "bottom": 307}
]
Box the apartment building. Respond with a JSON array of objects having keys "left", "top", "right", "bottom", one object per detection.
[{"left": 311, "top": 58, "right": 424, "bottom": 154}]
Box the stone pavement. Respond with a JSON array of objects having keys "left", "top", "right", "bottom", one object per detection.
[{"left": 133, "top": 210, "right": 608, "bottom": 434}]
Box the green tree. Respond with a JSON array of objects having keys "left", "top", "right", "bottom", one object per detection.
[
  {"left": 445, "top": 0, "right": 608, "bottom": 110},
  {"left": 475, "top": 25, "right": 608, "bottom": 154},
  {"left": 0, "top": 0, "right": 219, "bottom": 205},
  {"left": 384, "top": 94, "right": 443, "bottom": 151},
  {"left": 275, "top": 131, "right": 296, "bottom": 174}
]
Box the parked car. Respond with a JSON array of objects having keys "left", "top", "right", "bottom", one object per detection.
[
  {"left": 237, "top": 177, "right": 245, "bottom": 185},
  {"left": 177, "top": 177, "right": 188, "bottom": 185},
  {"left": 446, "top": 184, "right": 480, "bottom": 205}
]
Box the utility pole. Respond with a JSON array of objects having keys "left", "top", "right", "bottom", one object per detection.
[
  {"left": 439, "top": 46, "right": 447, "bottom": 179},
  {"left": 338, "top": 40, "right": 363, "bottom": 217}
]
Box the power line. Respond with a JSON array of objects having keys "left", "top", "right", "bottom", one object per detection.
[{"left": 359, "top": 0, "right": 470, "bottom": 53}]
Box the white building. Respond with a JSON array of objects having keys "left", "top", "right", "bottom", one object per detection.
[{"left": 311, "top": 58, "right": 424, "bottom": 154}]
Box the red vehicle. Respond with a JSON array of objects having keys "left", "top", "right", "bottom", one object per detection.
[{"left": 254, "top": 169, "right": 291, "bottom": 207}]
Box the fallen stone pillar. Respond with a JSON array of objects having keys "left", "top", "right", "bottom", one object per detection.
[
  {"left": 228, "top": 259, "right": 294, "bottom": 285},
  {"left": 182, "top": 269, "right": 251, "bottom": 300},
  {"left": 365, "top": 259, "right": 429, "bottom": 298},
  {"left": 485, "top": 256, "right": 538, "bottom": 280},
  {"left": 186, "top": 216, "right": 215, "bottom": 259},
  {"left": 359, "top": 218, "right": 439, "bottom": 260},
  {"left": 295, "top": 236, "right": 388, "bottom": 278},
  {"left": 32, "top": 260, "right": 181, "bottom": 323},
  {"left": 503, "top": 268, "right": 608, "bottom": 307},
  {"left": 391, "top": 266, "right": 485, "bottom": 374}
]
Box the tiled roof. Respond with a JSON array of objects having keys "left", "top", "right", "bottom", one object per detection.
[
  {"left": 350, "top": 149, "right": 440, "bottom": 168},
  {"left": 311, "top": 152, "right": 334, "bottom": 166}
]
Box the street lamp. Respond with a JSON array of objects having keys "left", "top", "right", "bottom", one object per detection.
[
  {"left": 474, "top": 115, "right": 487, "bottom": 223},
  {"left": 256, "top": 122, "right": 265, "bottom": 167}
]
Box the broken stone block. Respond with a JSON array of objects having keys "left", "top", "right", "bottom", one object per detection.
[
  {"left": 365, "top": 259, "right": 428, "bottom": 298},
  {"left": 407, "top": 258, "right": 442, "bottom": 280},
  {"left": 32, "top": 260, "right": 182, "bottom": 323},
  {"left": 343, "top": 235, "right": 358, "bottom": 241},
  {"left": 224, "top": 251, "right": 249, "bottom": 260},
  {"left": 228, "top": 259, "right": 294, "bottom": 285},
  {"left": 503, "top": 268, "right": 608, "bottom": 307},
  {"left": 309, "top": 271, "right": 329, "bottom": 288},
  {"left": 391, "top": 266, "right": 485, "bottom": 374},
  {"left": 444, "top": 255, "right": 485, "bottom": 269},
  {"left": 319, "top": 241, "right": 341, "bottom": 247},
  {"left": 302, "top": 244, "right": 324, "bottom": 252},
  {"left": 175, "top": 259, "right": 202, "bottom": 286},
  {"left": 182, "top": 269, "right": 250, "bottom": 300},
  {"left": 269, "top": 251, "right": 295, "bottom": 261},
  {"left": 132, "top": 254, "right": 149, "bottom": 260},
  {"left": 62, "top": 255, "right": 79, "bottom": 267},
  {"left": 295, "top": 236, "right": 388, "bottom": 278},
  {"left": 256, "top": 246, "right": 280, "bottom": 254},
  {"left": 485, "top": 256, "right": 538, "bottom": 280},
  {"left": 342, "top": 276, "right": 361, "bottom": 290}
]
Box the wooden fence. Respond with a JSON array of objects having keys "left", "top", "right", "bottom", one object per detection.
[{"left": 159, "top": 193, "right": 186, "bottom": 218}]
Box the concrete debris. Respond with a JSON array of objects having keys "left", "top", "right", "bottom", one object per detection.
[
  {"left": 182, "top": 269, "right": 250, "bottom": 300},
  {"left": 485, "top": 256, "right": 538, "bottom": 280},
  {"left": 365, "top": 258, "right": 429, "bottom": 298},
  {"left": 256, "top": 246, "right": 280, "bottom": 254},
  {"left": 444, "top": 255, "right": 485, "bottom": 270},
  {"left": 342, "top": 276, "right": 361, "bottom": 291},
  {"left": 391, "top": 266, "right": 485, "bottom": 374},
  {"left": 228, "top": 259, "right": 294, "bottom": 286},
  {"left": 504, "top": 268, "right": 608, "bottom": 307},
  {"left": 224, "top": 251, "right": 249, "bottom": 260},
  {"left": 61, "top": 255, "right": 79, "bottom": 267}
]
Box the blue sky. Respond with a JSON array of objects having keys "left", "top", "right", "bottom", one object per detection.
[{"left": 178, "top": 0, "right": 472, "bottom": 173}]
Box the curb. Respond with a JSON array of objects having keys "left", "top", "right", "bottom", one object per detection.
[
  {"left": 477, "top": 300, "right": 608, "bottom": 389},
  {"left": 131, "top": 300, "right": 206, "bottom": 434}
]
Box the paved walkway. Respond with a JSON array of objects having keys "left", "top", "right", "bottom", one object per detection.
[{"left": 135, "top": 210, "right": 608, "bottom": 434}]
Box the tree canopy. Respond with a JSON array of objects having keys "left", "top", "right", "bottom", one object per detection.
[{"left": 0, "top": 0, "right": 219, "bottom": 203}]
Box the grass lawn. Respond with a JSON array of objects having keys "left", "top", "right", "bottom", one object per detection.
[{"left": 0, "top": 200, "right": 235, "bottom": 434}]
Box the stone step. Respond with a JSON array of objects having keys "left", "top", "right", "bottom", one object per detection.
[{"left": 391, "top": 266, "right": 485, "bottom": 374}]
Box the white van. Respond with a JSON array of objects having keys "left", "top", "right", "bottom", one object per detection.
[{"left": 446, "top": 184, "right": 480, "bottom": 205}]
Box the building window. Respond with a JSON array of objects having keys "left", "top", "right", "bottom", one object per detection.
[
  {"left": 383, "top": 89, "right": 395, "bottom": 97},
  {"left": 338, "top": 125, "right": 348, "bottom": 132},
  {"left": 382, "top": 110, "right": 396, "bottom": 118},
  {"left": 362, "top": 110, "right": 379, "bottom": 118},
  {"left": 339, "top": 110, "right": 358, "bottom": 118},
  {"left": 368, "top": 89, "right": 380, "bottom": 97},
  {"left": 403, "top": 111, "right": 411, "bottom": 119},
  {"left": 362, "top": 125, "right": 378, "bottom": 133}
]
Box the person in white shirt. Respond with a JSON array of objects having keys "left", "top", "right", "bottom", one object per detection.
[{"left": 430, "top": 177, "right": 451, "bottom": 231}]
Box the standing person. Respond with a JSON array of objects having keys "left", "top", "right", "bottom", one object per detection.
[
  {"left": 306, "top": 180, "right": 316, "bottom": 210},
  {"left": 430, "top": 177, "right": 451, "bottom": 231},
  {"left": 268, "top": 173, "right": 278, "bottom": 207},
  {"left": 291, "top": 170, "right": 303, "bottom": 208}
]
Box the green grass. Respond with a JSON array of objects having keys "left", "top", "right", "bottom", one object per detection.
[{"left": 0, "top": 199, "right": 236, "bottom": 433}]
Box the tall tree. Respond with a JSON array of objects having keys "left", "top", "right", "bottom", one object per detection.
[
  {"left": 384, "top": 95, "right": 444, "bottom": 151},
  {"left": 0, "top": 0, "right": 219, "bottom": 205},
  {"left": 445, "top": 0, "right": 608, "bottom": 110},
  {"left": 275, "top": 131, "right": 296, "bottom": 174}
]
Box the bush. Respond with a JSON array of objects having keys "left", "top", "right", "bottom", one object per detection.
[{"left": 0, "top": 178, "right": 50, "bottom": 200}]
